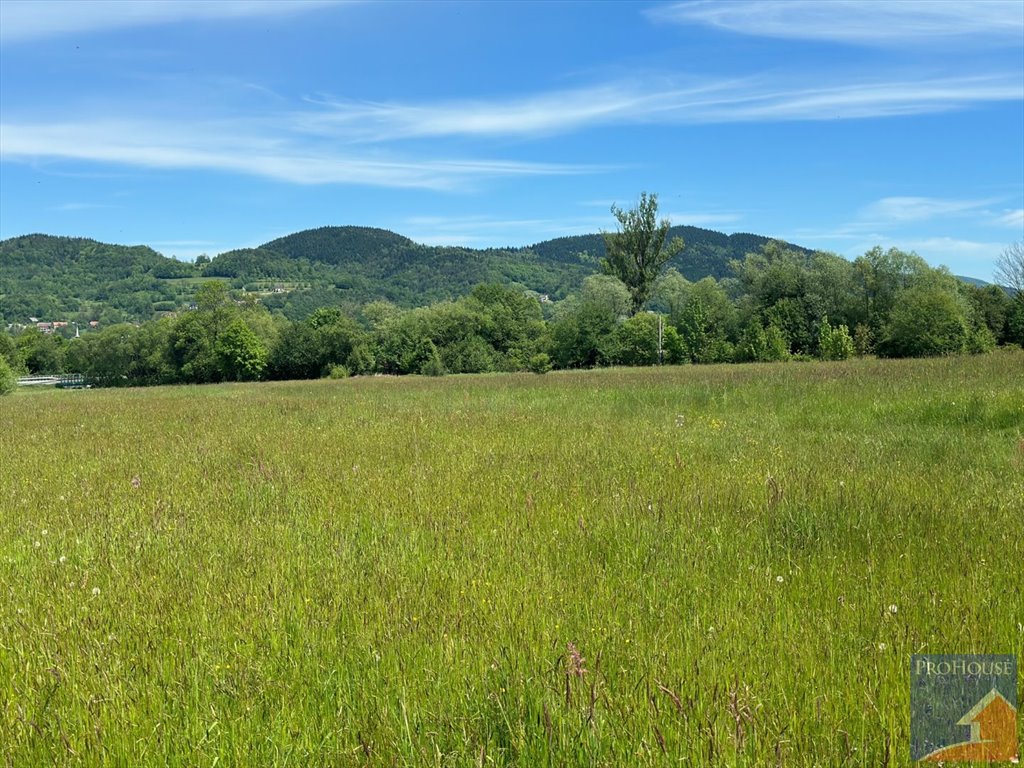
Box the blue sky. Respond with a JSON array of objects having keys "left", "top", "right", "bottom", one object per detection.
[{"left": 1, "top": 0, "right": 1022, "bottom": 280}]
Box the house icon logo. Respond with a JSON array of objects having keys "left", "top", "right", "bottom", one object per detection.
[{"left": 911, "top": 654, "right": 1018, "bottom": 762}]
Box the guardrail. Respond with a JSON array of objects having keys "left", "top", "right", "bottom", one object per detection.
[{"left": 17, "top": 374, "right": 88, "bottom": 388}]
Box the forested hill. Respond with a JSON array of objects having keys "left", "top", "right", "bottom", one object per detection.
[
  {"left": 0, "top": 234, "right": 193, "bottom": 323},
  {"left": 529, "top": 225, "right": 812, "bottom": 281},
  {"left": 3, "top": 224, "right": 812, "bottom": 325}
]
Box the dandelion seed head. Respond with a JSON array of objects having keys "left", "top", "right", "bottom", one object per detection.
[{"left": 91, "top": 587, "right": 101, "bottom": 596}]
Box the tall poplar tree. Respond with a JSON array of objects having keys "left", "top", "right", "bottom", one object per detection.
[{"left": 601, "top": 192, "right": 684, "bottom": 315}]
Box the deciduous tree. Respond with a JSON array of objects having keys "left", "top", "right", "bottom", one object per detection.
[{"left": 602, "top": 193, "right": 684, "bottom": 315}]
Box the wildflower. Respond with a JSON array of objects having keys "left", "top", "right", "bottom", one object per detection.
[
  {"left": 878, "top": 643, "right": 886, "bottom": 651},
  {"left": 59, "top": 555, "right": 67, "bottom": 564},
  {"left": 33, "top": 541, "right": 41, "bottom": 548},
  {"left": 91, "top": 587, "right": 101, "bottom": 596},
  {"left": 776, "top": 575, "right": 784, "bottom": 583},
  {"left": 41, "top": 529, "right": 48, "bottom": 536},
  {"left": 888, "top": 604, "right": 898, "bottom": 615}
]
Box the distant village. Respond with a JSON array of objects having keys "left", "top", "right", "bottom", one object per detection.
[{"left": 5, "top": 319, "right": 101, "bottom": 336}]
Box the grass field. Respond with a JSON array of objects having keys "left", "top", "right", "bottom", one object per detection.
[{"left": 2, "top": 351, "right": 1022, "bottom": 766}]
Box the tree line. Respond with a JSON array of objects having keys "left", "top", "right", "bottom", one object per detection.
[
  {"left": 2, "top": 248, "right": 1019, "bottom": 388},
  {"left": 2, "top": 196, "right": 1021, "bottom": 390}
]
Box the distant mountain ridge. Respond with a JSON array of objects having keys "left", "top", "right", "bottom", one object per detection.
[
  {"left": 1, "top": 223, "right": 965, "bottom": 325},
  {"left": 528, "top": 226, "right": 811, "bottom": 280}
]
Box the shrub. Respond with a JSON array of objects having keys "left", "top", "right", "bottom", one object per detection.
[
  {"left": 878, "top": 286, "right": 969, "bottom": 358},
  {"left": 966, "top": 326, "right": 996, "bottom": 355},
  {"left": 818, "top": 317, "right": 855, "bottom": 361},
  {"left": 0, "top": 355, "right": 15, "bottom": 396},
  {"left": 328, "top": 364, "right": 350, "bottom": 379},
  {"left": 527, "top": 352, "right": 553, "bottom": 374}
]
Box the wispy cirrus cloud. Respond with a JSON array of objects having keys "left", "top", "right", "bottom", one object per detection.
[
  {"left": 0, "top": 0, "right": 344, "bottom": 42},
  {"left": 3, "top": 71, "right": 1020, "bottom": 188},
  {"left": 882, "top": 236, "right": 1007, "bottom": 264},
  {"left": 857, "top": 197, "right": 1024, "bottom": 233},
  {"left": 648, "top": 1, "right": 1024, "bottom": 47},
  {"left": 996, "top": 208, "right": 1024, "bottom": 228},
  {"left": 0, "top": 119, "right": 596, "bottom": 189},
  {"left": 297, "top": 73, "right": 1023, "bottom": 141},
  {"left": 788, "top": 226, "right": 1008, "bottom": 270},
  {"left": 860, "top": 196, "right": 1001, "bottom": 224}
]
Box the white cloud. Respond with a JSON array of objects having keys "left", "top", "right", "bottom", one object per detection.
[
  {"left": 0, "top": 0, "right": 343, "bottom": 42},
  {"left": 996, "top": 208, "right": 1024, "bottom": 228},
  {"left": 860, "top": 196, "right": 999, "bottom": 223},
  {"left": 0, "top": 120, "right": 595, "bottom": 189},
  {"left": 296, "top": 73, "right": 1022, "bottom": 140},
  {"left": 649, "top": 1, "right": 1024, "bottom": 47},
  {"left": 888, "top": 236, "right": 1006, "bottom": 266},
  {"left": 3, "top": 70, "right": 1020, "bottom": 188}
]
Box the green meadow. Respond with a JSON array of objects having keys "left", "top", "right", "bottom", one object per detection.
[{"left": 2, "top": 351, "right": 1022, "bottom": 766}]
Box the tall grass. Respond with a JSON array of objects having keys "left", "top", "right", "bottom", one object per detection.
[{"left": 2, "top": 351, "right": 1022, "bottom": 766}]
